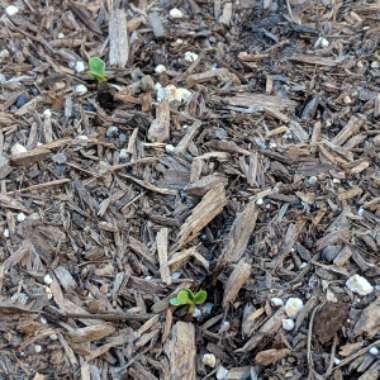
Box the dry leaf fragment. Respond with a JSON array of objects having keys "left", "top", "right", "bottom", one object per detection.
[{"left": 314, "top": 303, "right": 349, "bottom": 343}]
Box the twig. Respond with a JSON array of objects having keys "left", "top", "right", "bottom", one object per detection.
[
  {"left": 325, "top": 335, "right": 338, "bottom": 378},
  {"left": 7, "top": 178, "right": 71, "bottom": 194},
  {"left": 307, "top": 302, "right": 325, "bottom": 379}
]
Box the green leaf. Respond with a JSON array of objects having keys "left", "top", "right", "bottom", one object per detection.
[
  {"left": 169, "top": 297, "right": 180, "bottom": 306},
  {"left": 177, "top": 289, "right": 193, "bottom": 305},
  {"left": 88, "top": 57, "right": 106, "bottom": 81},
  {"left": 194, "top": 290, "right": 208, "bottom": 305}
]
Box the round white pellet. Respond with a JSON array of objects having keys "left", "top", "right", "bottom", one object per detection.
[
  {"left": 74, "top": 84, "right": 88, "bottom": 96},
  {"left": 43, "top": 274, "right": 53, "bottom": 285},
  {"left": 16, "top": 212, "right": 26, "bottom": 222},
  {"left": 271, "top": 297, "right": 284, "bottom": 307},
  {"left": 155, "top": 64, "right": 167, "bottom": 74},
  {"left": 74, "top": 61, "right": 86, "bottom": 73},
  {"left": 169, "top": 8, "right": 184, "bottom": 19},
  {"left": 6, "top": 5, "right": 19, "bottom": 16},
  {"left": 282, "top": 318, "right": 295, "bottom": 331},
  {"left": 202, "top": 353, "right": 216, "bottom": 368}
]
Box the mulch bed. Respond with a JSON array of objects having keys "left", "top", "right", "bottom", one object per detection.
[{"left": 0, "top": 0, "right": 379, "bottom": 379}]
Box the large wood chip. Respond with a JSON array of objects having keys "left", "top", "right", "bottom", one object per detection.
[
  {"left": 67, "top": 324, "right": 115, "bottom": 343},
  {"left": 332, "top": 116, "right": 364, "bottom": 146},
  {"left": 10, "top": 147, "right": 51, "bottom": 166},
  {"left": 157, "top": 228, "right": 171, "bottom": 285},
  {"left": 238, "top": 308, "right": 286, "bottom": 352},
  {"left": 186, "top": 68, "right": 240, "bottom": 88},
  {"left": 255, "top": 348, "right": 290, "bottom": 366},
  {"left": 223, "top": 260, "right": 251, "bottom": 307},
  {"left": 109, "top": 10, "right": 129, "bottom": 67},
  {"left": 290, "top": 54, "right": 344, "bottom": 66},
  {"left": 148, "top": 12, "right": 166, "bottom": 38},
  {"left": 169, "top": 322, "right": 196, "bottom": 380},
  {"left": 148, "top": 100, "right": 170, "bottom": 142},
  {"left": 353, "top": 299, "right": 380, "bottom": 338},
  {"left": 177, "top": 184, "right": 227, "bottom": 248},
  {"left": 217, "top": 200, "right": 258, "bottom": 266},
  {"left": 185, "top": 174, "right": 228, "bottom": 197},
  {"left": 224, "top": 93, "right": 297, "bottom": 113}
]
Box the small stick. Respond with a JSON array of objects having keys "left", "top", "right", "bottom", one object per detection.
[{"left": 7, "top": 178, "right": 71, "bottom": 194}]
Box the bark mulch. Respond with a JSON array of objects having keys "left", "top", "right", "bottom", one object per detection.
[{"left": 0, "top": 0, "right": 379, "bottom": 379}]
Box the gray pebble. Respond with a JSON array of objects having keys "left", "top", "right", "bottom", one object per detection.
[
  {"left": 106, "top": 126, "right": 119, "bottom": 138},
  {"left": 322, "top": 245, "right": 341, "bottom": 262}
]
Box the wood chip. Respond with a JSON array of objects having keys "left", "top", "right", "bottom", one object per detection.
[
  {"left": 217, "top": 200, "right": 258, "bottom": 267},
  {"left": 109, "top": 10, "right": 129, "bottom": 67},
  {"left": 156, "top": 228, "right": 171, "bottom": 285},
  {"left": 148, "top": 100, "right": 170, "bottom": 142},
  {"left": 223, "top": 259, "right": 251, "bottom": 307},
  {"left": 177, "top": 184, "right": 227, "bottom": 248},
  {"left": 169, "top": 322, "right": 196, "bottom": 380},
  {"left": 255, "top": 348, "right": 290, "bottom": 366}
]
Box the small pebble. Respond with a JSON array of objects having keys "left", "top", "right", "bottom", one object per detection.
[
  {"left": 193, "top": 307, "right": 202, "bottom": 320},
  {"left": 315, "top": 36, "right": 329, "bottom": 49},
  {"left": 0, "top": 49, "right": 10, "bottom": 60},
  {"left": 40, "top": 317, "right": 47, "bottom": 325},
  {"left": 106, "top": 126, "right": 119, "bottom": 138},
  {"left": 282, "top": 318, "right": 295, "bottom": 331},
  {"left": 34, "top": 345, "right": 42, "bottom": 354},
  {"left": 343, "top": 95, "right": 352, "bottom": 105},
  {"left": 6, "top": 5, "right": 19, "bottom": 16},
  {"left": 15, "top": 94, "right": 29, "bottom": 108},
  {"left": 285, "top": 297, "right": 304, "bottom": 318},
  {"left": 43, "top": 274, "right": 53, "bottom": 285},
  {"left": 202, "top": 353, "right": 216, "bottom": 368},
  {"left": 201, "top": 303, "right": 214, "bottom": 315},
  {"left": 165, "top": 144, "right": 175, "bottom": 153},
  {"left": 271, "top": 297, "right": 284, "bottom": 307},
  {"left": 118, "top": 133, "right": 127, "bottom": 144},
  {"left": 371, "top": 61, "right": 380, "bottom": 69},
  {"left": 216, "top": 366, "right": 229, "bottom": 380},
  {"left": 119, "top": 149, "right": 128, "bottom": 161},
  {"left": 11, "top": 143, "right": 27, "bottom": 156},
  {"left": 43, "top": 109, "right": 52, "bottom": 118},
  {"left": 52, "top": 152, "right": 67, "bottom": 165},
  {"left": 74, "top": 60, "right": 86, "bottom": 73},
  {"left": 169, "top": 8, "right": 184, "bottom": 19},
  {"left": 74, "top": 84, "right": 88, "bottom": 96},
  {"left": 45, "top": 286, "right": 53, "bottom": 299},
  {"left": 57, "top": 32, "right": 65, "bottom": 39},
  {"left": 155, "top": 64, "right": 167, "bottom": 74},
  {"left": 50, "top": 334, "right": 58, "bottom": 341},
  {"left": 369, "top": 347, "right": 379, "bottom": 356},
  {"left": 16, "top": 212, "right": 26, "bottom": 222},
  {"left": 346, "top": 274, "right": 373, "bottom": 296},
  {"left": 184, "top": 51, "right": 199, "bottom": 63}
]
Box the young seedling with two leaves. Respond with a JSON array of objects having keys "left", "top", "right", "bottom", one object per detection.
[
  {"left": 88, "top": 57, "right": 107, "bottom": 82},
  {"left": 169, "top": 288, "right": 208, "bottom": 315}
]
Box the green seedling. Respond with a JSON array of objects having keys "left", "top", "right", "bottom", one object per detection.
[
  {"left": 88, "top": 57, "right": 107, "bottom": 82},
  {"left": 169, "top": 288, "right": 208, "bottom": 315}
]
